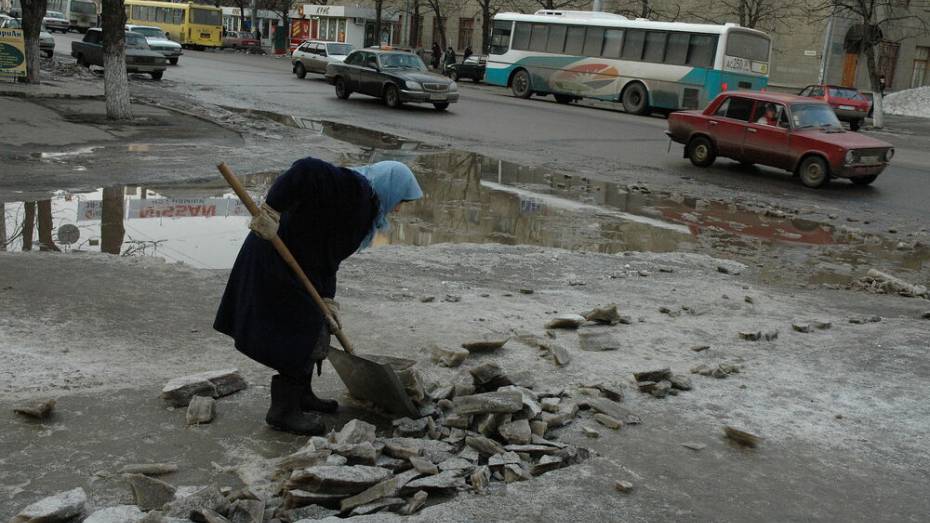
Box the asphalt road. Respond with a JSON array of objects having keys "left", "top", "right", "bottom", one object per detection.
[{"left": 51, "top": 33, "right": 930, "bottom": 232}]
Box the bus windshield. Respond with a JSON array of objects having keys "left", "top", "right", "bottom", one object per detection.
[
  {"left": 71, "top": 1, "right": 97, "bottom": 15},
  {"left": 190, "top": 8, "right": 221, "bottom": 26},
  {"left": 490, "top": 20, "right": 512, "bottom": 55}
]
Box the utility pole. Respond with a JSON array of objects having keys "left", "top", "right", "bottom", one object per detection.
[
  {"left": 250, "top": 0, "right": 258, "bottom": 39},
  {"left": 402, "top": 0, "right": 410, "bottom": 47},
  {"left": 819, "top": 5, "right": 836, "bottom": 84}
]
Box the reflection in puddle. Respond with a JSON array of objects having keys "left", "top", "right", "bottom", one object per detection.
[{"left": 2, "top": 150, "right": 927, "bottom": 286}]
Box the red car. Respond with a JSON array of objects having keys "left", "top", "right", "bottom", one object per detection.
[
  {"left": 666, "top": 92, "right": 894, "bottom": 188},
  {"left": 798, "top": 84, "right": 871, "bottom": 131}
]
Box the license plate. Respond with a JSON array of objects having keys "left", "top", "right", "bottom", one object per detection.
[
  {"left": 201, "top": 33, "right": 210, "bottom": 38},
  {"left": 860, "top": 156, "right": 879, "bottom": 164},
  {"left": 429, "top": 94, "right": 447, "bottom": 101},
  {"left": 839, "top": 105, "right": 855, "bottom": 110}
]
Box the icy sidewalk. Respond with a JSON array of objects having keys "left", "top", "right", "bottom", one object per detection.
[{"left": 1, "top": 243, "right": 929, "bottom": 520}]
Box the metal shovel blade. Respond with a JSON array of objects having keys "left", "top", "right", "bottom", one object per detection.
[{"left": 327, "top": 348, "right": 420, "bottom": 418}]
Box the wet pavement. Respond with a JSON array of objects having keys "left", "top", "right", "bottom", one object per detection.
[{"left": 3, "top": 132, "right": 927, "bottom": 287}]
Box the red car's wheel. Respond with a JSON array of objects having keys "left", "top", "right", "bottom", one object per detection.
[
  {"left": 798, "top": 156, "right": 830, "bottom": 188},
  {"left": 688, "top": 136, "right": 716, "bottom": 167}
]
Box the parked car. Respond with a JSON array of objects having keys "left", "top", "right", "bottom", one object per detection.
[
  {"left": 0, "top": 17, "right": 54, "bottom": 57},
  {"left": 666, "top": 91, "right": 894, "bottom": 188},
  {"left": 222, "top": 30, "right": 260, "bottom": 51},
  {"left": 72, "top": 28, "right": 167, "bottom": 80},
  {"left": 798, "top": 84, "right": 871, "bottom": 131},
  {"left": 292, "top": 40, "right": 352, "bottom": 78},
  {"left": 446, "top": 54, "right": 485, "bottom": 83},
  {"left": 326, "top": 49, "right": 459, "bottom": 111},
  {"left": 43, "top": 10, "right": 69, "bottom": 33},
  {"left": 127, "top": 24, "right": 182, "bottom": 65}
]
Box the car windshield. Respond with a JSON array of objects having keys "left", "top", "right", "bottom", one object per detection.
[
  {"left": 380, "top": 53, "right": 425, "bottom": 70},
  {"left": 791, "top": 103, "right": 843, "bottom": 130},
  {"left": 4, "top": 18, "right": 21, "bottom": 28},
  {"left": 828, "top": 87, "right": 861, "bottom": 99},
  {"left": 326, "top": 43, "right": 352, "bottom": 56},
  {"left": 46, "top": 11, "right": 64, "bottom": 19},
  {"left": 132, "top": 27, "right": 166, "bottom": 38},
  {"left": 125, "top": 32, "right": 150, "bottom": 49}
]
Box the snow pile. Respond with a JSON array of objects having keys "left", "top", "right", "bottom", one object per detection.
[{"left": 883, "top": 86, "right": 930, "bottom": 118}]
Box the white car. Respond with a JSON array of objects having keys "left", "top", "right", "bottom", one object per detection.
[
  {"left": 292, "top": 40, "right": 353, "bottom": 78},
  {"left": 126, "top": 24, "right": 183, "bottom": 65}
]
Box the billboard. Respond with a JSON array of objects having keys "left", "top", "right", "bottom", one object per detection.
[{"left": 0, "top": 27, "right": 26, "bottom": 79}]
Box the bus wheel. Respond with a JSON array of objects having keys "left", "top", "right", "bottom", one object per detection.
[
  {"left": 622, "top": 82, "right": 650, "bottom": 115},
  {"left": 511, "top": 69, "right": 532, "bottom": 99},
  {"left": 554, "top": 94, "right": 573, "bottom": 104}
]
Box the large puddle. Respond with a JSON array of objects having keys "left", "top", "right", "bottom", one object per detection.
[{"left": 2, "top": 124, "right": 927, "bottom": 287}]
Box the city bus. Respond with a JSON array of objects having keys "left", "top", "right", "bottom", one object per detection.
[
  {"left": 124, "top": 0, "right": 222, "bottom": 48},
  {"left": 486, "top": 10, "right": 772, "bottom": 114}
]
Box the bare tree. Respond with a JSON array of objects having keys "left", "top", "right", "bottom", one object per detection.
[
  {"left": 36, "top": 200, "right": 60, "bottom": 252},
  {"left": 20, "top": 0, "right": 49, "bottom": 84},
  {"left": 810, "top": 0, "right": 930, "bottom": 128},
  {"left": 101, "top": 0, "right": 132, "bottom": 120},
  {"left": 100, "top": 187, "right": 125, "bottom": 255},
  {"left": 613, "top": 0, "right": 681, "bottom": 20},
  {"left": 424, "top": 0, "right": 449, "bottom": 47},
  {"left": 681, "top": 0, "right": 799, "bottom": 29},
  {"left": 475, "top": 0, "right": 502, "bottom": 53},
  {"left": 22, "top": 201, "right": 35, "bottom": 251},
  {"left": 375, "top": 0, "right": 384, "bottom": 46},
  {"left": 260, "top": 0, "right": 294, "bottom": 50}
]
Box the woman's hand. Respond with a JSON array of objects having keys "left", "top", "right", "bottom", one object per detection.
[
  {"left": 324, "top": 298, "right": 342, "bottom": 332},
  {"left": 249, "top": 202, "right": 280, "bottom": 240}
]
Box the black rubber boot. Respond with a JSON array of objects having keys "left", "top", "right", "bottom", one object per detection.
[
  {"left": 300, "top": 371, "right": 339, "bottom": 413},
  {"left": 266, "top": 375, "right": 325, "bottom": 435}
]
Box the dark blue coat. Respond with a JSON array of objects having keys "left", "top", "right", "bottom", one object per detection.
[{"left": 214, "top": 157, "right": 379, "bottom": 374}]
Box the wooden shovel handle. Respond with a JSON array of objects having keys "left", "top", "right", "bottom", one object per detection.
[{"left": 217, "top": 162, "right": 355, "bottom": 354}]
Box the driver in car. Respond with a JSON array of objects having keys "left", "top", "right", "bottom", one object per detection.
[{"left": 756, "top": 103, "right": 778, "bottom": 126}]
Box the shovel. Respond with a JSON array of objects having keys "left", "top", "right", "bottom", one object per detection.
[{"left": 217, "top": 163, "right": 419, "bottom": 418}]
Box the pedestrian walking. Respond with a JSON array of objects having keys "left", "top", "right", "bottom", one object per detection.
[
  {"left": 463, "top": 46, "right": 472, "bottom": 62},
  {"left": 431, "top": 42, "right": 441, "bottom": 70},
  {"left": 214, "top": 158, "right": 423, "bottom": 435},
  {"left": 444, "top": 45, "right": 456, "bottom": 73}
]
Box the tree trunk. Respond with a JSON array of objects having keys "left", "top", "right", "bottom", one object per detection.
[
  {"left": 101, "top": 187, "right": 125, "bottom": 255},
  {"left": 22, "top": 202, "right": 36, "bottom": 251},
  {"left": 481, "top": 2, "right": 490, "bottom": 54},
  {"left": 0, "top": 203, "right": 6, "bottom": 251},
  {"left": 36, "top": 200, "right": 60, "bottom": 252},
  {"left": 410, "top": 0, "right": 420, "bottom": 47},
  {"left": 864, "top": 42, "right": 884, "bottom": 128},
  {"left": 101, "top": 0, "right": 133, "bottom": 120},
  {"left": 640, "top": 0, "right": 650, "bottom": 18},
  {"left": 21, "top": 0, "right": 48, "bottom": 84}
]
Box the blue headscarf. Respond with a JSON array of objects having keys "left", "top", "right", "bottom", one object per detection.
[{"left": 352, "top": 161, "right": 423, "bottom": 249}]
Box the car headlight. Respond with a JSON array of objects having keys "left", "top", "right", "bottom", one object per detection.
[
  {"left": 448, "top": 81, "right": 458, "bottom": 92},
  {"left": 405, "top": 81, "right": 422, "bottom": 90},
  {"left": 845, "top": 150, "right": 855, "bottom": 164},
  {"left": 885, "top": 148, "right": 894, "bottom": 161}
]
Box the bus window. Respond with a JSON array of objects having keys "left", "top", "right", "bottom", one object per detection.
[
  {"left": 564, "top": 26, "right": 585, "bottom": 55},
  {"left": 665, "top": 32, "right": 689, "bottom": 65},
  {"left": 191, "top": 7, "right": 221, "bottom": 26},
  {"left": 643, "top": 31, "right": 667, "bottom": 63},
  {"left": 490, "top": 20, "right": 512, "bottom": 54},
  {"left": 602, "top": 29, "right": 623, "bottom": 58},
  {"left": 583, "top": 27, "right": 604, "bottom": 57},
  {"left": 512, "top": 22, "right": 531, "bottom": 50},
  {"left": 622, "top": 29, "right": 644, "bottom": 60},
  {"left": 529, "top": 23, "right": 548, "bottom": 52},
  {"left": 546, "top": 24, "right": 566, "bottom": 53},
  {"left": 687, "top": 34, "right": 717, "bottom": 67}
]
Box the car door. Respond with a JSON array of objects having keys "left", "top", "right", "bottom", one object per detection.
[
  {"left": 359, "top": 52, "right": 382, "bottom": 96},
  {"left": 743, "top": 102, "right": 792, "bottom": 169},
  {"left": 306, "top": 43, "right": 322, "bottom": 73},
  {"left": 341, "top": 51, "right": 365, "bottom": 92},
  {"left": 316, "top": 45, "right": 331, "bottom": 74},
  {"left": 707, "top": 96, "right": 754, "bottom": 159}
]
